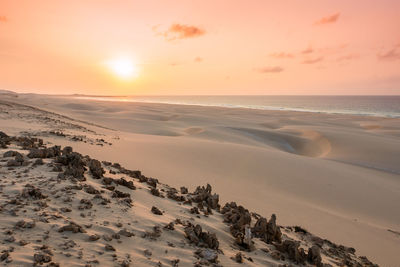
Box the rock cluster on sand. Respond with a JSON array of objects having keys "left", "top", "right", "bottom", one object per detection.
[{"left": 0, "top": 130, "right": 379, "bottom": 267}]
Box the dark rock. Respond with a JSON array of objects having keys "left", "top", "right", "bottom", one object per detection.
[
  {"left": 151, "top": 206, "right": 163, "bottom": 215},
  {"left": 0, "top": 251, "right": 9, "bottom": 262},
  {"left": 184, "top": 224, "right": 219, "bottom": 250},
  {"left": 180, "top": 186, "right": 188, "bottom": 194},
  {"left": 33, "top": 158, "right": 44, "bottom": 166},
  {"left": 89, "top": 159, "right": 105, "bottom": 179},
  {"left": 58, "top": 222, "right": 86, "bottom": 233},
  {"left": 3, "top": 151, "right": 22, "bottom": 158},
  {"left": 28, "top": 146, "right": 61, "bottom": 158},
  {"left": 190, "top": 207, "right": 200, "bottom": 214},
  {"left": 102, "top": 177, "right": 114, "bottom": 185},
  {"left": 88, "top": 234, "right": 101, "bottom": 241},
  {"left": 233, "top": 252, "right": 244, "bottom": 263},
  {"left": 146, "top": 178, "right": 158, "bottom": 188},
  {"left": 21, "top": 184, "right": 47, "bottom": 199},
  {"left": 195, "top": 248, "right": 218, "bottom": 263},
  {"left": 112, "top": 190, "right": 130, "bottom": 198},
  {"left": 308, "top": 245, "right": 322, "bottom": 266},
  {"left": 84, "top": 184, "right": 100, "bottom": 195},
  {"left": 277, "top": 240, "right": 307, "bottom": 264},
  {"left": 118, "top": 229, "right": 134, "bottom": 237},
  {"left": 150, "top": 188, "right": 160, "bottom": 197},
  {"left": 105, "top": 244, "right": 115, "bottom": 251},
  {"left": 164, "top": 222, "right": 175, "bottom": 230},
  {"left": 115, "top": 177, "right": 136, "bottom": 190},
  {"left": 34, "top": 253, "right": 52, "bottom": 264}
]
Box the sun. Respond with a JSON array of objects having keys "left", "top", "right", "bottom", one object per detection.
[{"left": 107, "top": 58, "right": 139, "bottom": 79}]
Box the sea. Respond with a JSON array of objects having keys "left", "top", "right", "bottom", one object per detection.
[{"left": 75, "top": 95, "right": 400, "bottom": 118}]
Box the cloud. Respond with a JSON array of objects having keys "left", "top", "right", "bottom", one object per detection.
[
  {"left": 301, "top": 57, "right": 323, "bottom": 64},
  {"left": 255, "top": 66, "right": 284, "bottom": 73},
  {"left": 158, "top": 24, "right": 205, "bottom": 41},
  {"left": 301, "top": 47, "right": 314, "bottom": 54},
  {"left": 269, "top": 52, "right": 294, "bottom": 59},
  {"left": 378, "top": 47, "right": 400, "bottom": 61},
  {"left": 314, "top": 13, "right": 340, "bottom": 25},
  {"left": 0, "top": 16, "right": 7, "bottom": 23},
  {"left": 336, "top": 54, "right": 359, "bottom": 62},
  {"left": 194, "top": 57, "right": 203, "bottom": 62}
]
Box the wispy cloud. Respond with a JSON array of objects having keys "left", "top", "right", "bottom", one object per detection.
[
  {"left": 301, "top": 57, "right": 323, "bottom": 64},
  {"left": 314, "top": 13, "right": 340, "bottom": 25},
  {"left": 378, "top": 47, "right": 400, "bottom": 61},
  {"left": 194, "top": 57, "right": 203, "bottom": 62},
  {"left": 269, "top": 52, "right": 294, "bottom": 59},
  {"left": 157, "top": 24, "right": 205, "bottom": 41},
  {"left": 0, "top": 16, "right": 7, "bottom": 23},
  {"left": 337, "top": 54, "right": 359, "bottom": 62},
  {"left": 255, "top": 66, "right": 284, "bottom": 73},
  {"left": 301, "top": 47, "right": 314, "bottom": 54}
]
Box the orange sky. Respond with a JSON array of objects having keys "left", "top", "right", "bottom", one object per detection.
[{"left": 1, "top": 0, "right": 399, "bottom": 95}]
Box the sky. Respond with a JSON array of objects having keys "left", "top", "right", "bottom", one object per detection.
[{"left": 1, "top": 0, "right": 400, "bottom": 95}]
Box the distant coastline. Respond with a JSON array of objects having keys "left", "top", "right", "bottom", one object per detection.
[{"left": 74, "top": 95, "right": 400, "bottom": 118}]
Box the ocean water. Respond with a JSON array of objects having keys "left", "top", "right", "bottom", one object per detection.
[{"left": 76, "top": 95, "right": 400, "bottom": 118}]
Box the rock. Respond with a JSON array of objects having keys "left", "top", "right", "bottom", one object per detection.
[
  {"left": 150, "top": 188, "right": 161, "bottom": 197},
  {"left": 196, "top": 248, "right": 218, "bottom": 263},
  {"left": 252, "top": 217, "right": 268, "bottom": 239},
  {"left": 58, "top": 222, "right": 86, "bottom": 233},
  {"left": 112, "top": 190, "right": 130, "bottom": 198},
  {"left": 21, "top": 184, "right": 47, "bottom": 199},
  {"left": 0, "top": 251, "right": 9, "bottom": 262},
  {"left": 102, "top": 177, "right": 114, "bottom": 185},
  {"left": 105, "top": 244, "right": 115, "bottom": 251},
  {"left": 233, "top": 252, "right": 244, "bottom": 263},
  {"left": 62, "top": 146, "right": 73, "bottom": 155},
  {"left": 7, "top": 159, "right": 21, "bottom": 167},
  {"left": 33, "top": 158, "right": 44, "bottom": 166},
  {"left": 28, "top": 146, "right": 61, "bottom": 158},
  {"left": 184, "top": 224, "right": 219, "bottom": 250},
  {"left": 190, "top": 184, "right": 219, "bottom": 210},
  {"left": 151, "top": 206, "right": 163, "bottom": 215},
  {"left": 79, "top": 199, "right": 93, "bottom": 210},
  {"left": 277, "top": 240, "right": 306, "bottom": 264},
  {"left": 144, "top": 249, "right": 152, "bottom": 257},
  {"left": 266, "top": 214, "right": 282, "bottom": 243},
  {"left": 115, "top": 177, "right": 136, "bottom": 190},
  {"left": 190, "top": 207, "right": 200, "bottom": 214},
  {"left": 180, "top": 186, "right": 188, "bottom": 194},
  {"left": 15, "top": 219, "right": 36, "bottom": 229},
  {"left": 118, "top": 229, "right": 134, "bottom": 237},
  {"left": 308, "top": 245, "right": 322, "bottom": 266},
  {"left": 3, "top": 151, "right": 22, "bottom": 158},
  {"left": 56, "top": 152, "right": 86, "bottom": 180},
  {"left": 34, "top": 253, "right": 52, "bottom": 264},
  {"left": 89, "top": 159, "right": 105, "bottom": 178},
  {"left": 88, "top": 234, "right": 101, "bottom": 241},
  {"left": 84, "top": 184, "right": 100, "bottom": 195},
  {"left": 147, "top": 178, "right": 158, "bottom": 188},
  {"left": 164, "top": 222, "right": 175, "bottom": 230},
  {"left": 120, "top": 260, "right": 130, "bottom": 267}
]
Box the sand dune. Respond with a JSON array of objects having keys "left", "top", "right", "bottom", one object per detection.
[{"left": 1, "top": 95, "right": 400, "bottom": 266}]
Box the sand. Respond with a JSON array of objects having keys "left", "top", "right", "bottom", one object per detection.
[{"left": 0, "top": 93, "right": 399, "bottom": 266}]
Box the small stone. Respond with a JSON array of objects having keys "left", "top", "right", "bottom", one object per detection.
[{"left": 151, "top": 206, "right": 163, "bottom": 215}]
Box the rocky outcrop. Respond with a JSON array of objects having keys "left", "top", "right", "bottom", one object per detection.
[
  {"left": 184, "top": 223, "right": 219, "bottom": 250},
  {"left": 27, "top": 146, "right": 61, "bottom": 158},
  {"left": 89, "top": 159, "right": 105, "bottom": 179}
]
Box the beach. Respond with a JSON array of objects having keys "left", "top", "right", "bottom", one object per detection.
[{"left": 0, "top": 93, "right": 399, "bottom": 266}]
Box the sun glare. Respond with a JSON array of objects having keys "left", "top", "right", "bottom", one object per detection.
[{"left": 107, "top": 58, "right": 139, "bottom": 79}]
